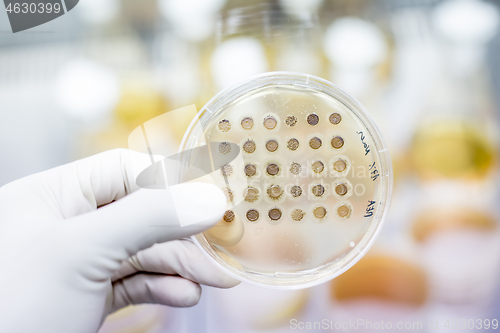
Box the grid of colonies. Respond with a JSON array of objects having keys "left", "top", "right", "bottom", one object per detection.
[{"left": 218, "top": 112, "right": 353, "bottom": 223}]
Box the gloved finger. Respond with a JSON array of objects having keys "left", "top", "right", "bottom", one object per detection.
[
  {"left": 112, "top": 240, "right": 240, "bottom": 288},
  {"left": 31, "top": 149, "right": 159, "bottom": 218},
  {"left": 0, "top": 149, "right": 158, "bottom": 224},
  {"left": 63, "top": 182, "right": 226, "bottom": 279},
  {"left": 111, "top": 273, "right": 202, "bottom": 313}
]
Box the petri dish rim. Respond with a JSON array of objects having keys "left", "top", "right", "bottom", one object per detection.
[{"left": 180, "top": 71, "right": 393, "bottom": 289}]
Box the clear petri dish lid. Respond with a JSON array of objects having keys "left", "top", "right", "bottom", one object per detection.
[{"left": 179, "top": 72, "right": 392, "bottom": 289}]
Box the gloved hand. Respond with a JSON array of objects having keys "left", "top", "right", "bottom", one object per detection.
[{"left": 0, "top": 149, "right": 239, "bottom": 333}]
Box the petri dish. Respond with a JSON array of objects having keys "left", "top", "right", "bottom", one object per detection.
[{"left": 179, "top": 72, "right": 392, "bottom": 289}]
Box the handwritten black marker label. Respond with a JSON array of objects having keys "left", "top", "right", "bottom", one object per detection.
[
  {"left": 356, "top": 131, "right": 370, "bottom": 156},
  {"left": 364, "top": 200, "right": 376, "bottom": 217},
  {"left": 369, "top": 162, "right": 379, "bottom": 181}
]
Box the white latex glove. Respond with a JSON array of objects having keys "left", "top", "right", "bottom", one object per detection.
[{"left": 0, "top": 149, "right": 239, "bottom": 333}]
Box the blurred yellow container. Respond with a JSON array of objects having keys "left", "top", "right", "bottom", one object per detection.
[
  {"left": 114, "top": 81, "right": 167, "bottom": 130},
  {"left": 411, "top": 120, "right": 496, "bottom": 180},
  {"left": 331, "top": 254, "right": 428, "bottom": 306},
  {"left": 412, "top": 208, "right": 496, "bottom": 243}
]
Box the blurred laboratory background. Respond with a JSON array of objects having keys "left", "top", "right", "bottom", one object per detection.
[{"left": 1, "top": 0, "right": 500, "bottom": 332}]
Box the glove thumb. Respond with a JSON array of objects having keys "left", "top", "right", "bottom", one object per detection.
[{"left": 63, "top": 182, "right": 225, "bottom": 279}]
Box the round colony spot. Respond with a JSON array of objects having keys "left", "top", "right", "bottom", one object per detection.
[
  {"left": 241, "top": 116, "right": 254, "bottom": 129},
  {"left": 313, "top": 206, "right": 327, "bottom": 219},
  {"left": 287, "top": 138, "right": 299, "bottom": 151},
  {"left": 290, "top": 185, "right": 302, "bottom": 197},
  {"left": 266, "top": 139, "right": 279, "bottom": 152},
  {"left": 220, "top": 164, "right": 233, "bottom": 177},
  {"left": 246, "top": 209, "right": 260, "bottom": 222},
  {"left": 223, "top": 187, "right": 234, "bottom": 202},
  {"left": 244, "top": 163, "right": 257, "bottom": 177},
  {"left": 223, "top": 210, "right": 235, "bottom": 222},
  {"left": 335, "top": 183, "right": 348, "bottom": 196},
  {"left": 285, "top": 115, "right": 297, "bottom": 126},
  {"left": 266, "top": 163, "right": 280, "bottom": 176},
  {"left": 312, "top": 184, "right": 325, "bottom": 197},
  {"left": 331, "top": 136, "right": 344, "bottom": 149},
  {"left": 219, "top": 142, "right": 231, "bottom": 154},
  {"left": 268, "top": 207, "right": 282, "bottom": 221},
  {"left": 309, "top": 137, "right": 322, "bottom": 149},
  {"left": 290, "top": 162, "right": 302, "bottom": 175},
  {"left": 307, "top": 113, "right": 319, "bottom": 125},
  {"left": 334, "top": 159, "right": 347, "bottom": 172},
  {"left": 329, "top": 112, "right": 342, "bottom": 124},
  {"left": 291, "top": 209, "right": 305, "bottom": 221},
  {"left": 264, "top": 116, "right": 277, "bottom": 129},
  {"left": 244, "top": 186, "right": 259, "bottom": 202},
  {"left": 312, "top": 161, "right": 324, "bottom": 173},
  {"left": 338, "top": 204, "right": 351, "bottom": 218},
  {"left": 218, "top": 119, "right": 231, "bottom": 132},
  {"left": 267, "top": 184, "right": 283, "bottom": 199},
  {"left": 243, "top": 139, "right": 256, "bottom": 153}
]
